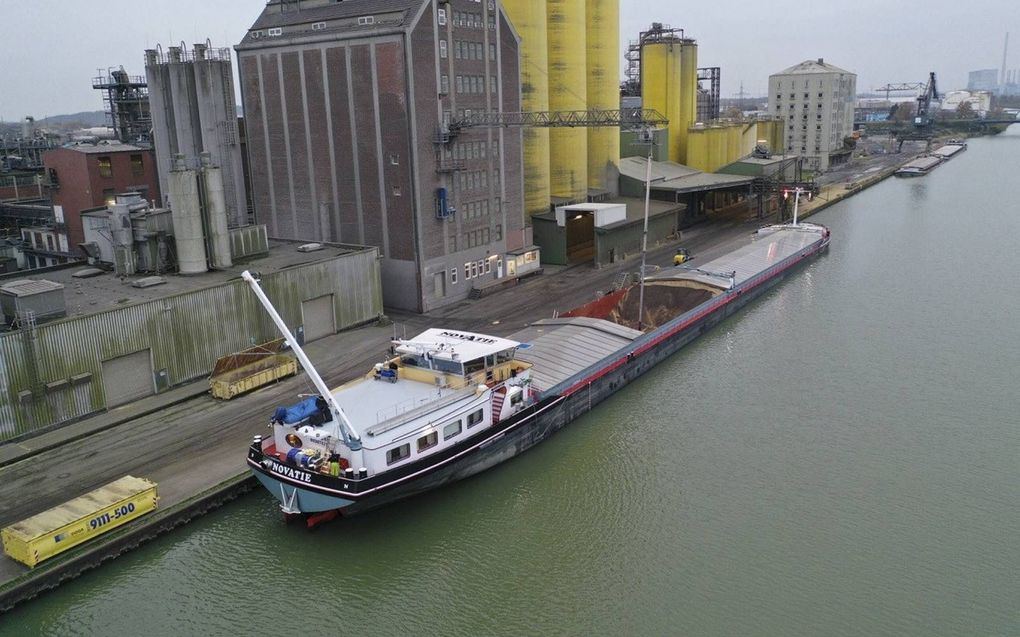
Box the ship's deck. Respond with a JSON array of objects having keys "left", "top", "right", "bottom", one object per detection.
[
  {"left": 647, "top": 224, "right": 826, "bottom": 289},
  {"left": 331, "top": 375, "right": 464, "bottom": 434}
]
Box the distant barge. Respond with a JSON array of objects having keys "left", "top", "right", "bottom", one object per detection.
[
  {"left": 244, "top": 222, "right": 831, "bottom": 524},
  {"left": 895, "top": 140, "right": 967, "bottom": 177}
]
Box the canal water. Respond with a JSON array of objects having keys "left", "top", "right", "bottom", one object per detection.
[{"left": 3, "top": 128, "right": 1019, "bottom": 636}]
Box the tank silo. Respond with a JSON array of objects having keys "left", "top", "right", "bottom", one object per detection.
[
  {"left": 168, "top": 156, "right": 208, "bottom": 275},
  {"left": 503, "top": 1, "right": 552, "bottom": 219},
  {"left": 200, "top": 153, "right": 232, "bottom": 269},
  {"left": 167, "top": 46, "right": 202, "bottom": 167},
  {"left": 640, "top": 38, "right": 683, "bottom": 163},
  {"left": 585, "top": 0, "right": 620, "bottom": 194},
  {"left": 546, "top": 0, "right": 587, "bottom": 202},
  {"left": 678, "top": 40, "right": 699, "bottom": 164}
]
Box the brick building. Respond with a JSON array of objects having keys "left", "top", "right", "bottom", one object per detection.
[
  {"left": 43, "top": 143, "right": 161, "bottom": 252},
  {"left": 236, "top": 0, "right": 525, "bottom": 312}
]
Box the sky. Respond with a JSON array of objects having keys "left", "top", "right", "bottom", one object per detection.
[{"left": 1, "top": 0, "right": 1017, "bottom": 122}]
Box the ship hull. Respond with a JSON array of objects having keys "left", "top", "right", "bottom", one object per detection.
[{"left": 247, "top": 228, "right": 830, "bottom": 517}]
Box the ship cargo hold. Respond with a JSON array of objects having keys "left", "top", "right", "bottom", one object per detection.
[
  {"left": 244, "top": 222, "right": 830, "bottom": 523},
  {"left": 895, "top": 155, "right": 943, "bottom": 177}
]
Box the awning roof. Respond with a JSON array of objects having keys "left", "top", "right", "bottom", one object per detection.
[{"left": 619, "top": 157, "right": 754, "bottom": 193}]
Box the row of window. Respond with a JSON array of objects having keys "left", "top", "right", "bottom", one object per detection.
[
  {"left": 455, "top": 74, "right": 496, "bottom": 95},
  {"left": 456, "top": 169, "right": 489, "bottom": 192},
  {"left": 445, "top": 140, "right": 498, "bottom": 161},
  {"left": 464, "top": 258, "right": 492, "bottom": 280},
  {"left": 96, "top": 154, "right": 146, "bottom": 179},
  {"left": 455, "top": 40, "right": 495, "bottom": 61},
  {"left": 385, "top": 408, "right": 485, "bottom": 465}
]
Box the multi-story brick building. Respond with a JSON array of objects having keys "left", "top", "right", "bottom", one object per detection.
[
  {"left": 236, "top": 0, "right": 525, "bottom": 312},
  {"left": 42, "top": 143, "right": 161, "bottom": 252},
  {"left": 769, "top": 59, "right": 856, "bottom": 171}
]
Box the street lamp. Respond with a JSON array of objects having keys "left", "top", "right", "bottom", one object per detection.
[{"left": 783, "top": 186, "right": 812, "bottom": 226}]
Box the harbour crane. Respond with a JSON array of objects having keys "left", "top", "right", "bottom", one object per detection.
[{"left": 894, "top": 72, "right": 939, "bottom": 151}]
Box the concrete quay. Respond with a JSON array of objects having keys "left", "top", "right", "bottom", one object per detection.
[{"left": 0, "top": 150, "right": 915, "bottom": 611}]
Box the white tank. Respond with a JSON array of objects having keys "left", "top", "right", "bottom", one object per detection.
[
  {"left": 201, "top": 155, "right": 232, "bottom": 268},
  {"left": 168, "top": 161, "right": 208, "bottom": 275}
]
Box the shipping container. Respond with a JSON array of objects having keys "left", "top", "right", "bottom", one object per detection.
[{"left": 2, "top": 476, "right": 158, "bottom": 567}]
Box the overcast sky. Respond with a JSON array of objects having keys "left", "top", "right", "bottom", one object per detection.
[{"left": 2, "top": 0, "right": 1017, "bottom": 122}]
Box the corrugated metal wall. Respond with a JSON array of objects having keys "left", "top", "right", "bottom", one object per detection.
[{"left": 0, "top": 249, "right": 381, "bottom": 440}]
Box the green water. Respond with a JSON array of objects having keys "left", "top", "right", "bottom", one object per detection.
[{"left": 3, "top": 129, "right": 1019, "bottom": 636}]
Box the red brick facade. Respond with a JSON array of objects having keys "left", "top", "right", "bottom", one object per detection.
[{"left": 43, "top": 145, "right": 160, "bottom": 252}]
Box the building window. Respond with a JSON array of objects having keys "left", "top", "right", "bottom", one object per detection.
[
  {"left": 357, "top": 16, "right": 375, "bottom": 26},
  {"left": 464, "top": 263, "right": 471, "bottom": 279},
  {"left": 417, "top": 431, "right": 439, "bottom": 452},
  {"left": 386, "top": 443, "right": 410, "bottom": 465},
  {"left": 311, "top": 22, "right": 327, "bottom": 31},
  {"left": 392, "top": 185, "right": 401, "bottom": 197},
  {"left": 251, "top": 30, "right": 264, "bottom": 39},
  {"left": 438, "top": 7, "right": 447, "bottom": 25},
  {"left": 470, "top": 262, "right": 478, "bottom": 278},
  {"left": 440, "top": 74, "right": 449, "bottom": 95},
  {"left": 494, "top": 224, "right": 502, "bottom": 240},
  {"left": 455, "top": 41, "right": 462, "bottom": 59},
  {"left": 97, "top": 157, "right": 113, "bottom": 178},
  {"left": 455, "top": 75, "right": 463, "bottom": 93},
  {"left": 467, "top": 408, "right": 484, "bottom": 427},
  {"left": 450, "top": 267, "right": 458, "bottom": 284},
  {"left": 489, "top": 43, "right": 496, "bottom": 59},
  {"left": 439, "top": 40, "right": 447, "bottom": 58},
  {"left": 389, "top": 153, "right": 399, "bottom": 165},
  {"left": 443, "top": 420, "right": 462, "bottom": 440},
  {"left": 130, "top": 154, "right": 144, "bottom": 176},
  {"left": 267, "top": 27, "right": 282, "bottom": 36}
]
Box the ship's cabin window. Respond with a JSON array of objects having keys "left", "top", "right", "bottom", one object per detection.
[
  {"left": 467, "top": 408, "right": 484, "bottom": 428},
  {"left": 417, "top": 431, "right": 438, "bottom": 452},
  {"left": 485, "top": 354, "right": 495, "bottom": 368},
  {"left": 510, "top": 390, "right": 524, "bottom": 406},
  {"left": 386, "top": 444, "right": 410, "bottom": 465},
  {"left": 443, "top": 419, "right": 462, "bottom": 440},
  {"left": 496, "top": 349, "right": 514, "bottom": 364},
  {"left": 464, "top": 358, "right": 485, "bottom": 375}
]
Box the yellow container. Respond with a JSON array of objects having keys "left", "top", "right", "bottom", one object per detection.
[
  {"left": 209, "top": 354, "right": 297, "bottom": 400},
  {"left": 503, "top": 0, "right": 551, "bottom": 218},
  {"left": 2, "top": 476, "right": 158, "bottom": 568},
  {"left": 585, "top": 0, "right": 620, "bottom": 192},
  {"left": 547, "top": 0, "right": 587, "bottom": 201}
]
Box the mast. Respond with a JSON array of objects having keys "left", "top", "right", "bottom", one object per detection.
[{"left": 241, "top": 270, "right": 362, "bottom": 450}]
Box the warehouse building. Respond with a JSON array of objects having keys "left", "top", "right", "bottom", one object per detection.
[
  {"left": 0, "top": 241, "right": 382, "bottom": 440},
  {"left": 236, "top": 0, "right": 525, "bottom": 312},
  {"left": 769, "top": 59, "right": 856, "bottom": 171}
]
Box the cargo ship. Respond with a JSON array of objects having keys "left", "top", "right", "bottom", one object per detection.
[{"left": 243, "top": 220, "right": 830, "bottom": 526}]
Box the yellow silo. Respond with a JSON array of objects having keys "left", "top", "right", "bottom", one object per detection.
[
  {"left": 503, "top": 1, "right": 551, "bottom": 218},
  {"left": 640, "top": 40, "right": 683, "bottom": 163},
  {"left": 585, "top": 0, "right": 619, "bottom": 193},
  {"left": 547, "top": 0, "right": 587, "bottom": 201},
  {"left": 677, "top": 40, "right": 698, "bottom": 164}
]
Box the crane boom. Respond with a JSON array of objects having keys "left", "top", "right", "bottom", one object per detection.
[{"left": 448, "top": 108, "right": 668, "bottom": 133}]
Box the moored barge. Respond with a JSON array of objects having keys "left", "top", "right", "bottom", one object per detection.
[{"left": 244, "top": 221, "right": 831, "bottom": 525}]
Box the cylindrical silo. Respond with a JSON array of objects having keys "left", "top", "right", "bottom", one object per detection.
[
  {"left": 677, "top": 40, "right": 699, "bottom": 164},
  {"left": 546, "top": 0, "right": 587, "bottom": 202},
  {"left": 167, "top": 46, "right": 201, "bottom": 167},
  {"left": 640, "top": 40, "right": 683, "bottom": 163},
  {"left": 503, "top": 1, "right": 551, "bottom": 219},
  {"left": 200, "top": 154, "right": 232, "bottom": 269},
  {"left": 585, "top": 0, "right": 619, "bottom": 194},
  {"left": 168, "top": 158, "right": 208, "bottom": 275}
]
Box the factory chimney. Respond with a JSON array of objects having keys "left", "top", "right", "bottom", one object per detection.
[{"left": 1002, "top": 32, "right": 1010, "bottom": 95}]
